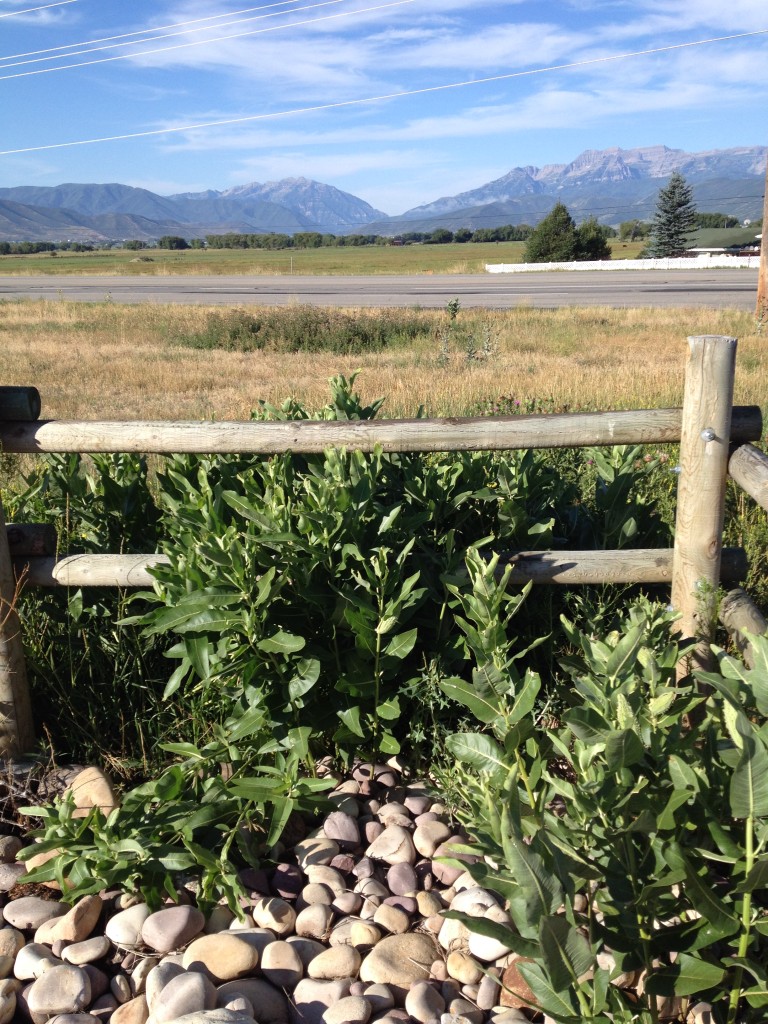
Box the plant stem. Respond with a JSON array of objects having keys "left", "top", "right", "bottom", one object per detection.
[{"left": 727, "top": 815, "right": 754, "bottom": 1024}]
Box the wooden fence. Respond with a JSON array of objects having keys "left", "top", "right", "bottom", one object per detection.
[{"left": 2, "top": 335, "right": 768, "bottom": 758}]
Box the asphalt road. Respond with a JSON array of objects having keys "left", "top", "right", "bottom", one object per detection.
[{"left": 0, "top": 268, "right": 759, "bottom": 309}]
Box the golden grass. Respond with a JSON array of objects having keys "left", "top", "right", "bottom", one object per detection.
[{"left": 0, "top": 299, "right": 764, "bottom": 421}]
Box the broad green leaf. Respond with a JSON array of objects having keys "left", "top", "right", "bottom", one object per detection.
[
  {"left": 735, "top": 855, "right": 768, "bottom": 893},
  {"left": 682, "top": 857, "right": 737, "bottom": 932},
  {"left": 376, "top": 697, "right": 401, "bottom": 721},
  {"left": 445, "top": 732, "right": 507, "bottom": 777},
  {"left": 227, "top": 704, "right": 268, "bottom": 743},
  {"left": 604, "top": 728, "right": 644, "bottom": 771},
  {"left": 258, "top": 631, "right": 306, "bottom": 655},
  {"left": 378, "top": 731, "right": 401, "bottom": 755},
  {"left": 538, "top": 914, "right": 594, "bottom": 993},
  {"left": 515, "top": 961, "right": 580, "bottom": 1020},
  {"left": 604, "top": 624, "right": 645, "bottom": 682},
  {"left": 730, "top": 736, "right": 768, "bottom": 819},
  {"left": 509, "top": 669, "right": 541, "bottom": 725},
  {"left": 502, "top": 835, "right": 563, "bottom": 936},
  {"left": 643, "top": 953, "right": 725, "bottom": 997},
  {"left": 385, "top": 628, "right": 417, "bottom": 660},
  {"left": 337, "top": 706, "right": 365, "bottom": 738},
  {"left": 288, "top": 658, "right": 321, "bottom": 702},
  {"left": 439, "top": 676, "right": 501, "bottom": 724},
  {"left": 563, "top": 708, "right": 607, "bottom": 744}
]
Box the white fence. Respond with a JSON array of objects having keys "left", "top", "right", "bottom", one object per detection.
[{"left": 485, "top": 254, "right": 761, "bottom": 274}]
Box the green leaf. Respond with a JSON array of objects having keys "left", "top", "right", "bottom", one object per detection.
[
  {"left": 257, "top": 631, "right": 306, "bottom": 655},
  {"left": 503, "top": 835, "right": 563, "bottom": 937},
  {"left": 445, "top": 732, "right": 508, "bottom": 777},
  {"left": 643, "top": 953, "right": 725, "bottom": 997},
  {"left": 515, "top": 961, "right": 580, "bottom": 1020},
  {"left": 376, "top": 697, "right": 401, "bottom": 721},
  {"left": 604, "top": 728, "right": 644, "bottom": 771},
  {"left": 563, "top": 707, "right": 607, "bottom": 744},
  {"left": 730, "top": 735, "right": 768, "bottom": 819},
  {"left": 682, "top": 856, "right": 737, "bottom": 932},
  {"left": 735, "top": 855, "right": 768, "bottom": 894},
  {"left": 538, "top": 915, "right": 594, "bottom": 993},
  {"left": 384, "top": 628, "right": 417, "bottom": 660},
  {"left": 378, "top": 731, "right": 401, "bottom": 755},
  {"left": 439, "top": 676, "right": 501, "bottom": 724},
  {"left": 604, "top": 623, "right": 645, "bottom": 681},
  {"left": 337, "top": 706, "right": 365, "bottom": 738},
  {"left": 288, "top": 658, "right": 321, "bottom": 702}
]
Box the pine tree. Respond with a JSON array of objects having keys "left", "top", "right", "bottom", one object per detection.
[
  {"left": 648, "top": 172, "right": 697, "bottom": 257},
  {"left": 524, "top": 202, "right": 578, "bottom": 262}
]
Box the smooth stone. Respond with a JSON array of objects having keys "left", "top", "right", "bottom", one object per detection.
[
  {"left": 416, "top": 892, "right": 443, "bottom": 917},
  {"left": 349, "top": 921, "right": 381, "bottom": 950},
  {"left": 216, "top": 978, "right": 289, "bottom": 1022},
  {"left": 352, "top": 857, "right": 375, "bottom": 880},
  {"left": 328, "top": 917, "right": 356, "bottom": 946},
  {"left": 205, "top": 907, "right": 236, "bottom": 934},
  {"left": 131, "top": 956, "right": 160, "bottom": 997},
  {"left": 151, "top": 971, "right": 217, "bottom": 1022},
  {"left": 364, "top": 821, "right": 384, "bottom": 843},
  {"left": 305, "top": 865, "right": 347, "bottom": 896},
  {"left": 0, "top": 863, "right": 27, "bottom": 890},
  {"left": 14, "top": 942, "right": 62, "bottom": 980},
  {"left": 295, "top": 904, "right": 333, "bottom": 941},
  {"left": 297, "top": 883, "right": 335, "bottom": 909},
  {"left": 35, "top": 895, "right": 103, "bottom": 945},
  {"left": 322, "top": 994, "right": 372, "bottom": 1024},
  {"left": 260, "top": 939, "right": 304, "bottom": 988},
  {"left": 448, "top": 888, "right": 498, "bottom": 916},
  {"left": 405, "top": 980, "right": 445, "bottom": 1023},
  {"left": 488, "top": 1012, "right": 529, "bottom": 1024},
  {"left": 294, "top": 838, "right": 340, "bottom": 869},
  {"left": 377, "top": 803, "right": 409, "bottom": 822},
  {"left": 106, "top": 904, "right": 152, "bottom": 949},
  {"left": 323, "top": 812, "right": 361, "bottom": 851},
  {"left": 412, "top": 822, "right": 451, "bottom": 859},
  {"left": 26, "top": 964, "right": 91, "bottom": 1021},
  {"left": 167, "top": 1013, "right": 256, "bottom": 1024},
  {"left": 437, "top": 916, "right": 470, "bottom": 952},
  {"left": 404, "top": 794, "right": 432, "bottom": 815},
  {"left": 372, "top": 905, "right": 409, "bottom": 935},
  {"left": 113, "top": 973, "right": 133, "bottom": 1003},
  {"left": 251, "top": 897, "right": 296, "bottom": 936},
  {"left": 146, "top": 960, "right": 186, "bottom": 1011},
  {"left": 332, "top": 892, "right": 364, "bottom": 916},
  {"left": 60, "top": 934, "right": 110, "bottom": 965},
  {"left": 182, "top": 933, "right": 260, "bottom": 982},
  {"left": 222, "top": 928, "right": 275, "bottom": 957},
  {"left": 446, "top": 952, "right": 482, "bottom": 986},
  {"left": 110, "top": 994, "right": 149, "bottom": 1023},
  {"left": 382, "top": 895, "right": 417, "bottom": 915},
  {"left": 363, "top": 983, "right": 395, "bottom": 1014},
  {"left": 3, "top": 896, "right": 66, "bottom": 931},
  {"left": 142, "top": 906, "right": 206, "bottom": 953},
  {"left": 286, "top": 937, "right": 327, "bottom": 969},
  {"left": 290, "top": 978, "right": 352, "bottom": 1024},
  {"left": 271, "top": 863, "right": 304, "bottom": 901},
  {"left": 0, "top": 837, "right": 22, "bottom": 864},
  {"left": 82, "top": 964, "right": 109, "bottom": 1000},
  {"left": 65, "top": 766, "right": 118, "bottom": 819},
  {"left": 431, "top": 961, "right": 448, "bottom": 983},
  {"left": 354, "top": 878, "right": 389, "bottom": 901},
  {"left": 0, "top": 926, "right": 25, "bottom": 959},
  {"left": 448, "top": 997, "right": 483, "bottom": 1024},
  {"left": 386, "top": 863, "right": 418, "bottom": 897},
  {"left": 468, "top": 906, "right": 513, "bottom": 962},
  {"left": 432, "top": 838, "right": 477, "bottom": 886},
  {"left": 477, "top": 970, "right": 501, "bottom": 1011},
  {"left": 307, "top": 944, "right": 361, "bottom": 980},
  {"left": 359, "top": 933, "right": 438, "bottom": 987},
  {"left": 366, "top": 825, "right": 416, "bottom": 866},
  {"left": 329, "top": 853, "right": 356, "bottom": 875}
]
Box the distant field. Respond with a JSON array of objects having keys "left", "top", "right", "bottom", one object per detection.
[
  {"left": 0, "top": 239, "right": 647, "bottom": 276},
  {"left": 0, "top": 299, "right": 760, "bottom": 422}
]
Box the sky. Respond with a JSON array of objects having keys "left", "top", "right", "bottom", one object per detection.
[{"left": 0, "top": 0, "right": 766, "bottom": 215}]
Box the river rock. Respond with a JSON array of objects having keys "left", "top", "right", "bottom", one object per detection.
[
  {"left": 413, "top": 822, "right": 451, "bottom": 859},
  {"left": 290, "top": 978, "right": 352, "bottom": 1024},
  {"left": 287, "top": 936, "right": 327, "bottom": 969},
  {"left": 151, "top": 970, "right": 217, "bottom": 1022},
  {"left": 105, "top": 904, "right": 152, "bottom": 949},
  {"left": 26, "top": 964, "right": 91, "bottom": 1023},
  {"left": 467, "top": 906, "right": 513, "bottom": 962},
  {"left": 386, "top": 862, "right": 418, "bottom": 896},
  {"left": 61, "top": 934, "right": 110, "bottom": 966},
  {"left": 323, "top": 812, "right": 361, "bottom": 851},
  {"left": 182, "top": 933, "right": 260, "bottom": 982},
  {"left": 307, "top": 943, "right": 361, "bottom": 980},
  {"left": 305, "top": 864, "right": 348, "bottom": 896},
  {"left": 405, "top": 980, "right": 445, "bottom": 1023},
  {"left": 0, "top": 862, "right": 27, "bottom": 890},
  {"left": 446, "top": 952, "right": 482, "bottom": 986},
  {"left": 372, "top": 904, "right": 409, "bottom": 935},
  {"left": 4, "top": 896, "right": 67, "bottom": 932},
  {"left": 215, "top": 978, "right": 289, "bottom": 1022},
  {"left": 162, "top": 1013, "right": 255, "bottom": 1024},
  {"left": 323, "top": 994, "right": 372, "bottom": 1024},
  {"left": 251, "top": 897, "right": 296, "bottom": 935},
  {"left": 366, "top": 825, "right": 416, "bottom": 866},
  {"left": 141, "top": 906, "right": 205, "bottom": 953},
  {"left": 260, "top": 939, "right": 304, "bottom": 988},
  {"left": 35, "top": 895, "right": 103, "bottom": 945},
  {"left": 295, "top": 904, "right": 333, "bottom": 941},
  {"left": 110, "top": 994, "right": 149, "bottom": 1024},
  {"left": 294, "top": 838, "right": 340, "bottom": 869},
  {"left": 66, "top": 766, "right": 118, "bottom": 819},
  {"left": 359, "top": 933, "right": 438, "bottom": 987},
  {"left": 14, "top": 941, "right": 62, "bottom": 980}
]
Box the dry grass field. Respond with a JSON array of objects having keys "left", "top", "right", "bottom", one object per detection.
[{"left": 0, "top": 298, "right": 764, "bottom": 422}]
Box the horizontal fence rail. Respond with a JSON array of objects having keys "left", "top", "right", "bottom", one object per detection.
[
  {"left": 11, "top": 547, "right": 750, "bottom": 589},
  {"left": 0, "top": 406, "right": 763, "bottom": 454}
]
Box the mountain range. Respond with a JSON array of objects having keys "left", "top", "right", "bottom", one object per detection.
[{"left": 0, "top": 145, "right": 765, "bottom": 243}]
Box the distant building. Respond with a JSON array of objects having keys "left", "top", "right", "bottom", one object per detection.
[{"left": 686, "top": 227, "right": 762, "bottom": 258}]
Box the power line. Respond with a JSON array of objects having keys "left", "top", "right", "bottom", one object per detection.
[
  {"left": 0, "top": 0, "right": 351, "bottom": 69},
  {"left": 1, "top": 27, "right": 766, "bottom": 156},
  {"left": 0, "top": 0, "right": 77, "bottom": 17},
  {"left": 0, "top": 0, "right": 415, "bottom": 80}
]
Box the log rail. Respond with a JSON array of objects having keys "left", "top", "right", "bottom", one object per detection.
[{"left": 1, "top": 337, "right": 768, "bottom": 756}]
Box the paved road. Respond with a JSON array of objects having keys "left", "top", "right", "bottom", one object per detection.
[{"left": 0, "top": 268, "right": 758, "bottom": 309}]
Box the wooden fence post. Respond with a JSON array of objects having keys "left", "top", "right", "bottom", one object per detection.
[
  {"left": 671, "top": 336, "right": 737, "bottom": 675},
  {"left": 0, "top": 497, "right": 35, "bottom": 757}
]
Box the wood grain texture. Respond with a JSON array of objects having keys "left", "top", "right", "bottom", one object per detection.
[
  {"left": 720, "top": 587, "right": 768, "bottom": 669},
  {"left": 0, "top": 500, "right": 36, "bottom": 757},
  {"left": 0, "top": 386, "right": 40, "bottom": 422},
  {"left": 729, "top": 443, "right": 768, "bottom": 513}
]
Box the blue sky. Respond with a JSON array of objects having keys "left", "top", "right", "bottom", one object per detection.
[{"left": 1, "top": 0, "right": 766, "bottom": 214}]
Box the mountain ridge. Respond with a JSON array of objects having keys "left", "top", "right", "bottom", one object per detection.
[{"left": 0, "top": 144, "right": 764, "bottom": 243}]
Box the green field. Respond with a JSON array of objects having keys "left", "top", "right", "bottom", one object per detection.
[{"left": 0, "top": 239, "right": 647, "bottom": 275}]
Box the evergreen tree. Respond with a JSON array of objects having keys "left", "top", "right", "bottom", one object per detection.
[
  {"left": 523, "top": 202, "right": 578, "bottom": 262},
  {"left": 575, "top": 217, "right": 612, "bottom": 260},
  {"left": 648, "top": 172, "right": 697, "bottom": 257}
]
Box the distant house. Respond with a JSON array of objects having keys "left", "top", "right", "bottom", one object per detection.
[{"left": 686, "top": 227, "right": 762, "bottom": 257}]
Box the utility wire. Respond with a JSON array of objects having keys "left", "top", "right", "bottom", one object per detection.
[
  {"left": 0, "top": 0, "right": 353, "bottom": 68},
  {"left": 1, "top": 28, "right": 766, "bottom": 157},
  {"left": 0, "top": 0, "right": 77, "bottom": 17},
  {"left": 0, "top": 0, "right": 415, "bottom": 79}
]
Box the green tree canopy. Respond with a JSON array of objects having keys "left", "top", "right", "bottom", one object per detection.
[
  {"left": 523, "top": 202, "right": 578, "bottom": 262},
  {"left": 575, "top": 217, "right": 612, "bottom": 260},
  {"left": 648, "top": 172, "right": 697, "bottom": 257}
]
